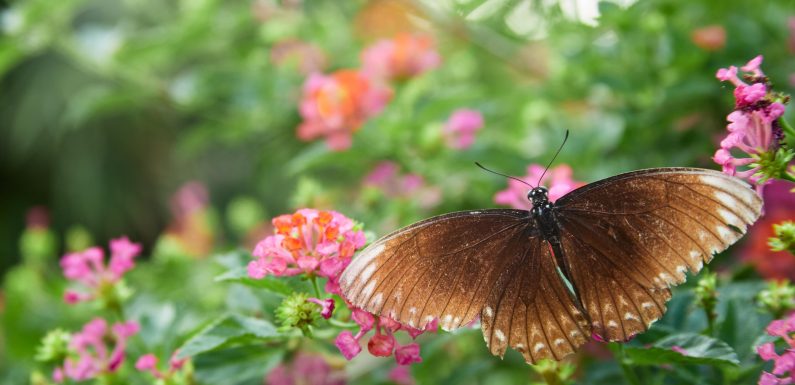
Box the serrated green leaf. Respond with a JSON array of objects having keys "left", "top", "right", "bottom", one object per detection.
[
  {"left": 176, "top": 314, "right": 282, "bottom": 359},
  {"left": 622, "top": 333, "right": 739, "bottom": 367}
]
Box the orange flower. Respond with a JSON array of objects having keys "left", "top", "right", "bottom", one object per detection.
[{"left": 361, "top": 33, "right": 441, "bottom": 81}]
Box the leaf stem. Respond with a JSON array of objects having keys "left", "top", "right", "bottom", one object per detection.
[{"left": 310, "top": 275, "right": 322, "bottom": 298}]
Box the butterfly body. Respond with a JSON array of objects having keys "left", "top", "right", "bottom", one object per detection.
[{"left": 340, "top": 168, "right": 763, "bottom": 364}]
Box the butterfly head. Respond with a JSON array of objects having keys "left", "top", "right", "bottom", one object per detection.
[{"left": 527, "top": 186, "right": 549, "bottom": 205}]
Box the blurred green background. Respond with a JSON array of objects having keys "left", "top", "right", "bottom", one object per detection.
[{"left": 2, "top": 0, "right": 794, "bottom": 384}]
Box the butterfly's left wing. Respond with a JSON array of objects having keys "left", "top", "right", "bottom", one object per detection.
[{"left": 554, "top": 167, "right": 763, "bottom": 341}]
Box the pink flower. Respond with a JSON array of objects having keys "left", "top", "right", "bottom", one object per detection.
[
  {"left": 757, "top": 313, "right": 795, "bottom": 384},
  {"left": 714, "top": 55, "right": 787, "bottom": 193},
  {"left": 60, "top": 237, "right": 142, "bottom": 305},
  {"left": 494, "top": 164, "right": 585, "bottom": 209},
  {"left": 361, "top": 33, "right": 441, "bottom": 81},
  {"left": 135, "top": 354, "right": 161, "bottom": 378},
  {"left": 307, "top": 297, "right": 335, "bottom": 319},
  {"left": 362, "top": 162, "right": 442, "bottom": 208},
  {"left": 334, "top": 306, "right": 433, "bottom": 365},
  {"left": 249, "top": 209, "right": 366, "bottom": 295},
  {"left": 297, "top": 70, "right": 392, "bottom": 151},
  {"left": 56, "top": 318, "right": 139, "bottom": 382},
  {"left": 335, "top": 331, "right": 362, "bottom": 360},
  {"left": 265, "top": 353, "right": 345, "bottom": 385},
  {"left": 388, "top": 365, "right": 415, "bottom": 385},
  {"left": 691, "top": 25, "right": 725, "bottom": 51},
  {"left": 368, "top": 333, "right": 396, "bottom": 357},
  {"left": 395, "top": 343, "right": 422, "bottom": 365},
  {"left": 443, "top": 109, "right": 484, "bottom": 149}
]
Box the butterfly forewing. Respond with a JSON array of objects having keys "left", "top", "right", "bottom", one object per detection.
[
  {"left": 340, "top": 209, "right": 531, "bottom": 331},
  {"left": 555, "top": 168, "right": 762, "bottom": 341}
]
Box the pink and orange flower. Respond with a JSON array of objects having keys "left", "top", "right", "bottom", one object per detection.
[{"left": 297, "top": 70, "right": 392, "bottom": 151}]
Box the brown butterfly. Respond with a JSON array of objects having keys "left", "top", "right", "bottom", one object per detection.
[{"left": 339, "top": 165, "right": 762, "bottom": 364}]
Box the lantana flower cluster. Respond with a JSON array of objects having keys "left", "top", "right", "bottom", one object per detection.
[
  {"left": 334, "top": 307, "right": 435, "bottom": 366},
  {"left": 248, "top": 208, "right": 366, "bottom": 296},
  {"left": 60, "top": 237, "right": 142, "bottom": 305},
  {"left": 52, "top": 318, "right": 139, "bottom": 383},
  {"left": 757, "top": 312, "right": 795, "bottom": 385},
  {"left": 494, "top": 164, "right": 584, "bottom": 208},
  {"left": 296, "top": 34, "right": 440, "bottom": 151},
  {"left": 713, "top": 55, "right": 793, "bottom": 193}
]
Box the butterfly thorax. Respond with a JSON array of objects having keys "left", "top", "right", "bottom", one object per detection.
[{"left": 528, "top": 186, "right": 560, "bottom": 242}]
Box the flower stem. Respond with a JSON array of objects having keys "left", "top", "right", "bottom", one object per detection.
[
  {"left": 780, "top": 117, "right": 795, "bottom": 138},
  {"left": 309, "top": 276, "right": 322, "bottom": 298},
  {"left": 328, "top": 318, "right": 358, "bottom": 328}
]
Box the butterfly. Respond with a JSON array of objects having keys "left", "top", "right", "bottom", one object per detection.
[{"left": 339, "top": 164, "right": 762, "bottom": 364}]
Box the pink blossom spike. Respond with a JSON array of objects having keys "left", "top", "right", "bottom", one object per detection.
[
  {"left": 335, "top": 330, "right": 362, "bottom": 360},
  {"left": 368, "top": 333, "right": 396, "bottom": 357},
  {"left": 394, "top": 343, "right": 422, "bottom": 365},
  {"left": 307, "top": 297, "right": 335, "bottom": 319}
]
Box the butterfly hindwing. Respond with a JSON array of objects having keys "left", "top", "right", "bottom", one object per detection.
[
  {"left": 555, "top": 168, "right": 763, "bottom": 341},
  {"left": 480, "top": 236, "right": 591, "bottom": 363},
  {"left": 340, "top": 209, "right": 531, "bottom": 331}
]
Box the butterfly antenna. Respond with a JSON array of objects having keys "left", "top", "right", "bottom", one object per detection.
[
  {"left": 475, "top": 162, "right": 533, "bottom": 188},
  {"left": 536, "top": 129, "right": 570, "bottom": 188}
]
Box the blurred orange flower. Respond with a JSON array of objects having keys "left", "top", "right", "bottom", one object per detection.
[
  {"left": 297, "top": 70, "right": 392, "bottom": 151},
  {"left": 361, "top": 33, "right": 441, "bottom": 81},
  {"left": 691, "top": 25, "right": 726, "bottom": 51}
]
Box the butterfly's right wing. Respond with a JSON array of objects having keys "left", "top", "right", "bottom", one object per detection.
[
  {"left": 554, "top": 168, "right": 763, "bottom": 341},
  {"left": 339, "top": 209, "right": 591, "bottom": 363}
]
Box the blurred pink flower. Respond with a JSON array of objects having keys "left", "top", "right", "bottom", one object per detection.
[
  {"left": 334, "top": 305, "right": 435, "bottom": 366},
  {"left": 443, "top": 109, "right": 484, "bottom": 149},
  {"left": 713, "top": 55, "right": 787, "bottom": 193},
  {"left": 361, "top": 33, "right": 441, "bottom": 81},
  {"left": 60, "top": 237, "right": 142, "bottom": 305},
  {"left": 249, "top": 209, "right": 366, "bottom": 296},
  {"left": 266, "top": 352, "right": 346, "bottom": 385},
  {"left": 494, "top": 164, "right": 584, "bottom": 209},
  {"left": 54, "top": 318, "right": 139, "bottom": 382},
  {"left": 135, "top": 350, "right": 189, "bottom": 380},
  {"left": 26, "top": 206, "right": 49, "bottom": 229},
  {"left": 388, "top": 365, "right": 415, "bottom": 385},
  {"left": 757, "top": 312, "right": 795, "bottom": 384},
  {"left": 297, "top": 70, "right": 392, "bottom": 151},
  {"left": 363, "top": 161, "right": 442, "bottom": 208}
]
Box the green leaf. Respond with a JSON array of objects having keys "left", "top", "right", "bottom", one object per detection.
[
  {"left": 194, "top": 345, "right": 284, "bottom": 385},
  {"left": 214, "top": 267, "right": 293, "bottom": 296},
  {"left": 176, "top": 314, "right": 282, "bottom": 359},
  {"left": 622, "top": 333, "right": 739, "bottom": 367}
]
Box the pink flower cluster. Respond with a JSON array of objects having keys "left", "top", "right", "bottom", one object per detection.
[
  {"left": 757, "top": 312, "right": 795, "bottom": 385},
  {"left": 135, "top": 351, "right": 188, "bottom": 380},
  {"left": 713, "top": 55, "right": 786, "bottom": 190},
  {"left": 361, "top": 33, "right": 441, "bottom": 81},
  {"left": 362, "top": 161, "right": 441, "bottom": 209},
  {"left": 61, "top": 237, "right": 142, "bottom": 304},
  {"left": 53, "top": 318, "right": 139, "bottom": 383},
  {"left": 334, "top": 307, "right": 434, "bottom": 366},
  {"left": 443, "top": 109, "right": 484, "bottom": 150},
  {"left": 494, "top": 164, "right": 584, "bottom": 208},
  {"left": 298, "top": 70, "right": 392, "bottom": 151},
  {"left": 265, "top": 352, "right": 345, "bottom": 385},
  {"left": 248, "top": 209, "right": 366, "bottom": 296}
]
